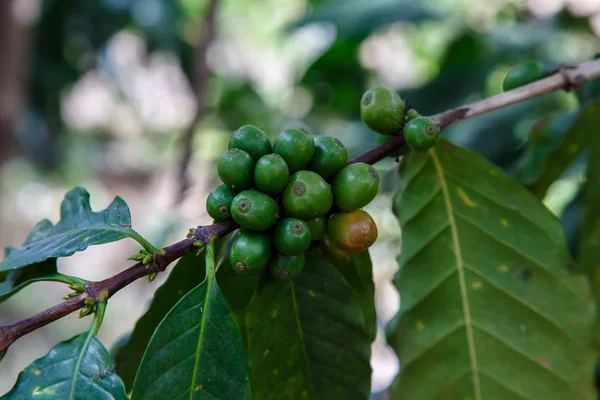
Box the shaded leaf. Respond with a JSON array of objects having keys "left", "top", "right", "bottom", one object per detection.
[
  {"left": 525, "top": 105, "right": 600, "bottom": 198},
  {"left": 131, "top": 242, "right": 250, "bottom": 400},
  {"left": 246, "top": 250, "right": 372, "bottom": 400},
  {"left": 388, "top": 139, "right": 595, "bottom": 399},
  {"left": 0, "top": 251, "right": 57, "bottom": 303},
  {"left": 297, "top": 0, "right": 439, "bottom": 39},
  {"left": 578, "top": 117, "right": 600, "bottom": 343},
  {"left": 326, "top": 250, "right": 377, "bottom": 342},
  {"left": 514, "top": 112, "right": 578, "bottom": 186},
  {"left": 114, "top": 252, "right": 206, "bottom": 390},
  {"left": 2, "top": 331, "right": 127, "bottom": 399},
  {"left": 0, "top": 187, "right": 160, "bottom": 272},
  {"left": 216, "top": 253, "right": 258, "bottom": 350}
]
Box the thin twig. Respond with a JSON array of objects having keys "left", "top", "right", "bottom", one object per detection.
[
  {"left": 176, "top": 0, "right": 220, "bottom": 203},
  {"left": 0, "top": 220, "right": 237, "bottom": 353},
  {"left": 2, "top": 59, "right": 600, "bottom": 354}
]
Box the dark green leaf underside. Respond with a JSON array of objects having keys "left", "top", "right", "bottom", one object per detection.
[
  {"left": 577, "top": 109, "right": 600, "bottom": 342},
  {"left": 114, "top": 252, "right": 206, "bottom": 390},
  {"left": 389, "top": 139, "right": 596, "bottom": 400},
  {"left": 525, "top": 105, "right": 600, "bottom": 198},
  {"left": 2, "top": 332, "right": 127, "bottom": 400},
  {"left": 131, "top": 264, "right": 250, "bottom": 399},
  {"left": 329, "top": 251, "right": 377, "bottom": 342},
  {"left": 0, "top": 252, "right": 57, "bottom": 303},
  {"left": 0, "top": 186, "right": 158, "bottom": 272},
  {"left": 246, "top": 250, "right": 372, "bottom": 400}
]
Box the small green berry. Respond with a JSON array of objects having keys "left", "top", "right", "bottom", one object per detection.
[
  {"left": 206, "top": 184, "right": 235, "bottom": 222},
  {"left": 308, "top": 136, "right": 348, "bottom": 179},
  {"left": 503, "top": 61, "right": 546, "bottom": 91},
  {"left": 231, "top": 190, "right": 279, "bottom": 232},
  {"left": 273, "top": 128, "right": 315, "bottom": 172},
  {"left": 282, "top": 171, "right": 333, "bottom": 220},
  {"left": 217, "top": 148, "right": 254, "bottom": 192},
  {"left": 404, "top": 116, "right": 439, "bottom": 152},
  {"left": 274, "top": 218, "right": 311, "bottom": 255},
  {"left": 228, "top": 125, "right": 272, "bottom": 162},
  {"left": 360, "top": 87, "right": 406, "bottom": 135},
  {"left": 306, "top": 217, "right": 326, "bottom": 241},
  {"left": 332, "top": 163, "right": 379, "bottom": 211},
  {"left": 270, "top": 253, "right": 305, "bottom": 280},
  {"left": 254, "top": 154, "right": 290, "bottom": 195},
  {"left": 230, "top": 231, "right": 272, "bottom": 275}
]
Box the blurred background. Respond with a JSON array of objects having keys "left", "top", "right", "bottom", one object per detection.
[{"left": 1, "top": 0, "right": 599, "bottom": 395}]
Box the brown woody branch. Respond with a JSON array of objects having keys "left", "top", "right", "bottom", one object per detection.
[{"left": 2, "top": 59, "right": 600, "bottom": 355}]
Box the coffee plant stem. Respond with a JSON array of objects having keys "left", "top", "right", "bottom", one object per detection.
[{"left": 2, "top": 59, "right": 600, "bottom": 354}]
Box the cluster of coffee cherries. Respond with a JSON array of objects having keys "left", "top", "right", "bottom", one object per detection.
[
  {"left": 206, "top": 125, "right": 379, "bottom": 280},
  {"left": 360, "top": 87, "right": 440, "bottom": 152}
]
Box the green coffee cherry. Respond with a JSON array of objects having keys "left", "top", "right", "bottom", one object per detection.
[
  {"left": 319, "top": 235, "right": 351, "bottom": 265},
  {"left": 328, "top": 210, "right": 378, "bottom": 253},
  {"left": 308, "top": 136, "right": 348, "bottom": 179},
  {"left": 231, "top": 190, "right": 279, "bottom": 232},
  {"left": 254, "top": 154, "right": 290, "bottom": 195},
  {"left": 404, "top": 116, "right": 439, "bottom": 152},
  {"left": 217, "top": 148, "right": 254, "bottom": 192},
  {"left": 332, "top": 163, "right": 379, "bottom": 211},
  {"left": 274, "top": 218, "right": 311, "bottom": 255},
  {"left": 503, "top": 61, "right": 546, "bottom": 92},
  {"left": 306, "top": 217, "right": 326, "bottom": 241},
  {"left": 282, "top": 171, "right": 333, "bottom": 220},
  {"left": 228, "top": 125, "right": 272, "bottom": 162},
  {"left": 206, "top": 185, "right": 234, "bottom": 222},
  {"left": 360, "top": 87, "right": 406, "bottom": 135},
  {"left": 273, "top": 128, "right": 315, "bottom": 172},
  {"left": 230, "top": 231, "right": 272, "bottom": 274},
  {"left": 269, "top": 253, "right": 305, "bottom": 280}
]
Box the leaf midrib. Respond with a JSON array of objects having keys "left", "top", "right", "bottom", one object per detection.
[
  {"left": 430, "top": 148, "right": 482, "bottom": 400},
  {"left": 69, "top": 330, "right": 95, "bottom": 399},
  {"left": 189, "top": 277, "right": 214, "bottom": 399}
]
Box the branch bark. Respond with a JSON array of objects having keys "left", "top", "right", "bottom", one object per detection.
[{"left": 2, "top": 58, "right": 600, "bottom": 354}]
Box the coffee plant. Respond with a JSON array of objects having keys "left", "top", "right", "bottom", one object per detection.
[{"left": 1, "top": 58, "right": 600, "bottom": 400}]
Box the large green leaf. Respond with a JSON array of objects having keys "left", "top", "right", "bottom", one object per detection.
[
  {"left": 326, "top": 250, "right": 377, "bottom": 342},
  {"left": 114, "top": 252, "right": 206, "bottom": 390},
  {"left": 131, "top": 241, "right": 250, "bottom": 399},
  {"left": 578, "top": 116, "right": 600, "bottom": 343},
  {"left": 524, "top": 106, "right": 600, "bottom": 198},
  {"left": 0, "top": 251, "right": 57, "bottom": 303},
  {"left": 2, "top": 331, "right": 127, "bottom": 399},
  {"left": 246, "top": 250, "right": 372, "bottom": 400},
  {"left": 388, "top": 139, "right": 596, "bottom": 399},
  {"left": 0, "top": 187, "right": 159, "bottom": 272},
  {"left": 216, "top": 252, "right": 258, "bottom": 349}
]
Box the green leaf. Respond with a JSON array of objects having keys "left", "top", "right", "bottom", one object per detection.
[
  {"left": 114, "top": 252, "right": 206, "bottom": 390},
  {"left": 216, "top": 257, "right": 258, "bottom": 349},
  {"left": 388, "top": 139, "right": 596, "bottom": 399},
  {"left": 246, "top": 250, "right": 372, "bottom": 400},
  {"left": 2, "top": 331, "right": 127, "bottom": 399},
  {"left": 0, "top": 187, "right": 160, "bottom": 272},
  {"left": 514, "top": 112, "right": 578, "bottom": 185},
  {"left": 131, "top": 241, "right": 250, "bottom": 400},
  {"left": 0, "top": 252, "right": 57, "bottom": 303},
  {"left": 578, "top": 115, "right": 600, "bottom": 343},
  {"left": 327, "top": 251, "right": 377, "bottom": 342},
  {"left": 524, "top": 105, "right": 600, "bottom": 198}
]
